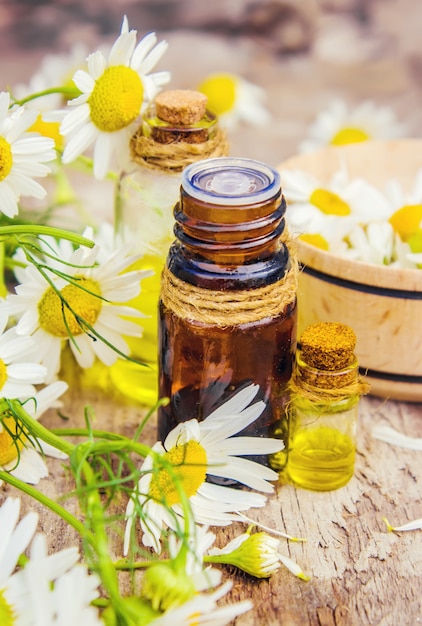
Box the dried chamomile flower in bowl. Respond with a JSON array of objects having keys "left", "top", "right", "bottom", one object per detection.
[{"left": 278, "top": 139, "right": 422, "bottom": 402}]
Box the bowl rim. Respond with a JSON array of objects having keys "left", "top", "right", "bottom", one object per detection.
[{"left": 296, "top": 238, "right": 422, "bottom": 292}]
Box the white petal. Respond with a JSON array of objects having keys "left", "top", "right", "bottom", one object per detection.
[
  {"left": 6, "top": 447, "right": 48, "bottom": 484},
  {"left": 62, "top": 122, "right": 98, "bottom": 163},
  {"left": 372, "top": 425, "right": 422, "bottom": 451},
  {"left": 72, "top": 68, "right": 95, "bottom": 94}
]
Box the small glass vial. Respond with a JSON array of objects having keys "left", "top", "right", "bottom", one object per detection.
[
  {"left": 109, "top": 90, "right": 229, "bottom": 405},
  {"left": 287, "top": 322, "right": 369, "bottom": 491},
  {"left": 158, "top": 157, "right": 298, "bottom": 467}
]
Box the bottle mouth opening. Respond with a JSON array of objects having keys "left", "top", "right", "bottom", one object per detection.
[{"left": 182, "top": 157, "right": 281, "bottom": 206}]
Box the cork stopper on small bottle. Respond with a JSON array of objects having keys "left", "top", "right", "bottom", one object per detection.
[
  {"left": 155, "top": 90, "right": 208, "bottom": 125},
  {"left": 300, "top": 322, "right": 356, "bottom": 371}
]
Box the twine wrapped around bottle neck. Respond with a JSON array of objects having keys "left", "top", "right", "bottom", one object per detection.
[
  {"left": 288, "top": 361, "right": 371, "bottom": 405},
  {"left": 130, "top": 127, "right": 229, "bottom": 173},
  {"left": 160, "top": 243, "right": 298, "bottom": 327}
]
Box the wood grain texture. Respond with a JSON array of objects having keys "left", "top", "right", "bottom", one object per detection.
[{"left": 2, "top": 386, "right": 421, "bottom": 626}]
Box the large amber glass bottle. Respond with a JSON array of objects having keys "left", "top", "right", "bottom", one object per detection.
[
  {"left": 109, "top": 90, "right": 228, "bottom": 406},
  {"left": 158, "top": 157, "right": 298, "bottom": 465}
]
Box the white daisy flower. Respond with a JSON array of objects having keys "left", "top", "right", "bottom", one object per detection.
[
  {"left": 0, "top": 381, "right": 68, "bottom": 486},
  {"left": 167, "top": 525, "right": 222, "bottom": 592},
  {"left": 207, "top": 529, "right": 281, "bottom": 578},
  {"left": 206, "top": 526, "right": 309, "bottom": 580},
  {"left": 2, "top": 232, "right": 151, "bottom": 381},
  {"left": 4, "top": 532, "right": 102, "bottom": 626},
  {"left": 142, "top": 527, "right": 222, "bottom": 613},
  {"left": 12, "top": 43, "right": 91, "bottom": 146},
  {"left": 124, "top": 383, "right": 284, "bottom": 554},
  {"left": 383, "top": 169, "right": 422, "bottom": 265},
  {"left": 149, "top": 580, "right": 252, "bottom": 626},
  {"left": 299, "top": 99, "right": 407, "bottom": 153},
  {"left": 197, "top": 72, "right": 271, "bottom": 131},
  {"left": 281, "top": 168, "right": 360, "bottom": 249},
  {"left": 60, "top": 16, "right": 170, "bottom": 179},
  {"left": 0, "top": 91, "right": 56, "bottom": 218}
]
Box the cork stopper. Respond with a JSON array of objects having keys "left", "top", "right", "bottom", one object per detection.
[
  {"left": 300, "top": 322, "right": 356, "bottom": 371},
  {"left": 155, "top": 90, "right": 208, "bottom": 125}
]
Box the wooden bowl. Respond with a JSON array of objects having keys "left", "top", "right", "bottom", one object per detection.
[{"left": 278, "top": 140, "right": 422, "bottom": 402}]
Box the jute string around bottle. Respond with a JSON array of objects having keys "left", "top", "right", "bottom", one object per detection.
[
  {"left": 288, "top": 367, "right": 370, "bottom": 405},
  {"left": 130, "top": 128, "right": 229, "bottom": 173},
  {"left": 160, "top": 251, "right": 299, "bottom": 327}
]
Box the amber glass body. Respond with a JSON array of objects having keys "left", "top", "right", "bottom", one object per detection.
[{"left": 158, "top": 167, "right": 297, "bottom": 466}]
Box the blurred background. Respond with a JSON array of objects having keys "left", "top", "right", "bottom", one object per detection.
[{"left": 1, "top": 0, "right": 421, "bottom": 169}]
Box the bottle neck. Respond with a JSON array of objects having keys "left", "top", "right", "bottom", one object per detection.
[
  {"left": 169, "top": 188, "right": 290, "bottom": 289},
  {"left": 296, "top": 355, "right": 359, "bottom": 390}
]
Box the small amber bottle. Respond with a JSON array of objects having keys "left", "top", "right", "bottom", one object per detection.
[
  {"left": 158, "top": 157, "right": 298, "bottom": 466},
  {"left": 287, "top": 322, "right": 370, "bottom": 491},
  {"left": 110, "top": 90, "right": 229, "bottom": 405}
]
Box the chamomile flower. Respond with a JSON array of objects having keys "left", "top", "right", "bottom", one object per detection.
[
  {"left": 383, "top": 169, "right": 422, "bottom": 263},
  {"left": 0, "top": 381, "right": 68, "bottom": 486},
  {"left": 206, "top": 526, "right": 309, "bottom": 580},
  {"left": 207, "top": 528, "right": 280, "bottom": 578},
  {"left": 12, "top": 43, "right": 90, "bottom": 146},
  {"left": 124, "top": 384, "right": 284, "bottom": 554},
  {"left": 149, "top": 580, "right": 252, "bottom": 626},
  {"left": 0, "top": 91, "right": 56, "bottom": 218},
  {"left": 4, "top": 533, "right": 102, "bottom": 626},
  {"left": 60, "top": 16, "right": 170, "bottom": 179},
  {"left": 197, "top": 72, "right": 271, "bottom": 131},
  {"left": 281, "top": 169, "right": 358, "bottom": 249},
  {"left": 299, "top": 99, "right": 407, "bottom": 153},
  {"left": 2, "top": 234, "right": 151, "bottom": 381}
]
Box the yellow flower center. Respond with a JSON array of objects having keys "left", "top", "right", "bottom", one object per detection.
[
  {"left": 310, "top": 188, "right": 351, "bottom": 216},
  {"left": 0, "top": 416, "right": 25, "bottom": 466},
  {"left": 197, "top": 73, "right": 237, "bottom": 115},
  {"left": 29, "top": 115, "right": 63, "bottom": 148},
  {"left": 299, "top": 233, "right": 330, "bottom": 251},
  {"left": 0, "top": 590, "right": 16, "bottom": 626},
  {"left": 330, "top": 127, "right": 370, "bottom": 145},
  {"left": 0, "top": 137, "right": 13, "bottom": 182},
  {"left": 389, "top": 204, "right": 422, "bottom": 241},
  {"left": 38, "top": 276, "right": 102, "bottom": 338},
  {"left": 149, "top": 440, "right": 207, "bottom": 506},
  {"left": 88, "top": 66, "right": 144, "bottom": 132}
]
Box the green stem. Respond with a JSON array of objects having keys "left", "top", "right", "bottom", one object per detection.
[
  {"left": 0, "top": 241, "right": 7, "bottom": 297},
  {"left": 0, "top": 225, "right": 95, "bottom": 248},
  {"left": 0, "top": 469, "right": 91, "bottom": 539},
  {"left": 113, "top": 559, "right": 169, "bottom": 570},
  {"left": 12, "top": 86, "right": 81, "bottom": 106}
]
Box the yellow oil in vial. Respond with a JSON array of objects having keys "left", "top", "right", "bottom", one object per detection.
[{"left": 287, "top": 425, "right": 356, "bottom": 491}]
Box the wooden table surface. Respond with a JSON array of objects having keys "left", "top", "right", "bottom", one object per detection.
[{"left": 5, "top": 380, "right": 421, "bottom": 626}]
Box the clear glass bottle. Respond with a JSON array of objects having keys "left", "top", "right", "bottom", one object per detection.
[
  {"left": 287, "top": 322, "right": 369, "bottom": 491},
  {"left": 158, "top": 157, "right": 298, "bottom": 467},
  {"left": 109, "top": 90, "right": 228, "bottom": 406}
]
